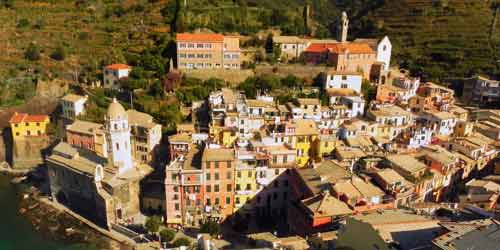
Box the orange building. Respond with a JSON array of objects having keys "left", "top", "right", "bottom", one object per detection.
[
  {"left": 303, "top": 43, "right": 376, "bottom": 79},
  {"left": 176, "top": 33, "right": 241, "bottom": 70},
  {"left": 201, "top": 148, "right": 236, "bottom": 221}
]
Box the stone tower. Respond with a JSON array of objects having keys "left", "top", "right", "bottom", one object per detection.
[
  {"left": 337, "top": 11, "right": 349, "bottom": 43},
  {"left": 105, "top": 98, "right": 133, "bottom": 174}
]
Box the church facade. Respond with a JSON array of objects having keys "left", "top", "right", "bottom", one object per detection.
[{"left": 46, "top": 98, "right": 153, "bottom": 228}]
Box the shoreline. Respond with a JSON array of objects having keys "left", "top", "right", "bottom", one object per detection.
[{"left": 2, "top": 168, "right": 135, "bottom": 250}]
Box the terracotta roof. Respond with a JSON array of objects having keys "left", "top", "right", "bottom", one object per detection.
[
  {"left": 305, "top": 42, "right": 375, "bottom": 54},
  {"left": 176, "top": 33, "right": 224, "bottom": 42},
  {"left": 304, "top": 43, "right": 338, "bottom": 53},
  {"left": 9, "top": 112, "right": 49, "bottom": 123},
  {"left": 105, "top": 64, "right": 131, "bottom": 70},
  {"left": 302, "top": 193, "right": 352, "bottom": 217}
]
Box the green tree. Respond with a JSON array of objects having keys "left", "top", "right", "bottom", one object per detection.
[
  {"left": 50, "top": 46, "right": 66, "bottom": 61},
  {"left": 200, "top": 220, "right": 221, "bottom": 236},
  {"left": 144, "top": 216, "right": 162, "bottom": 234},
  {"left": 25, "top": 43, "right": 41, "bottom": 61},
  {"left": 159, "top": 228, "right": 175, "bottom": 242},
  {"left": 172, "top": 238, "right": 191, "bottom": 247},
  {"left": 17, "top": 18, "right": 30, "bottom": 28},
  {"left": 265, "top": 33, "right": 274, "bottom": 54}
]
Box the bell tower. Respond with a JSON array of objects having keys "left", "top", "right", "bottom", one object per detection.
[
  {"left": 105, "top": 98, "right": 133, "bottom": 174},
  {"left": 337, "top": 11, "right": 349, "bottom": 43}
]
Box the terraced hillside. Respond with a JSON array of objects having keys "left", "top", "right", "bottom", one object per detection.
[
  {"left": 0, "top": 0, "right": 498, "bottom": 85},
  {"left": 362, "top": 0, "right": 500, "bottom": 80}
]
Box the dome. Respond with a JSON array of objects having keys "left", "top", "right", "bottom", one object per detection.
[{"left": 107, "top": 98, "right": 126, "bottom": 120}]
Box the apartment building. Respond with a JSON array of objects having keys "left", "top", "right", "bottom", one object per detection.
[
  {"left": 176, "top": 33, "right": 241, "bottom": 70},
  {"left": 103, "top": 64, "right": 131, "bottom": 89},
  {"left": 61, "top": 94, "right": 88, "bottom": 120}
]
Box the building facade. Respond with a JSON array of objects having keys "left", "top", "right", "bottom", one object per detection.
[{"left": 176, "top": 33, "right": 241, "bottom": 70}]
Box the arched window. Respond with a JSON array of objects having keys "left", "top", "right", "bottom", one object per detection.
[
  {"left": 116, "top": 143, "right": 120, "bottom": 150},
  {"left": 114, "top": 123, "right": 118, "bottom": 130},
  {"left": 383, "top": 45, "right": 387, "bottom": 51}
]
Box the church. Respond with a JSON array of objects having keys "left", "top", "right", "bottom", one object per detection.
[{"left": 46, "top": 98, "right": 153, "bottom": 228}]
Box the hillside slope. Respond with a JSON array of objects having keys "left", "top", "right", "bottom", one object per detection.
[{"left": 0, "top": 0, "right": 498, "bottom": 85}]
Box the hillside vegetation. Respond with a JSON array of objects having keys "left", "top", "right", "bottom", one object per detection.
[{"left": 0, "top": 0, "right": 498, "bottom": 88}]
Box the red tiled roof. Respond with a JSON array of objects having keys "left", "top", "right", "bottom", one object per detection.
[
  {"left": 304, "top": 43, "right": 338, "bottom": 53},
  {"left": 105, "top": 64, "right": 131, "bottom": 70},
  {"left": 9, "top": 113, "right": 27, "bottom": 123},
  {"left": 9, "top": 112, "right": 49, "bottom": 123},
  {"left": 305, "top": 42, "right": 375, "bottom": 54},
  {"left": 176, "top": 33, "right": 224, "bottom": 42}
]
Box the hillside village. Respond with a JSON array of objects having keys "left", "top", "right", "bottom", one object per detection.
[{"left": 1, "top": 5, "right": 500, "bottom": 250}]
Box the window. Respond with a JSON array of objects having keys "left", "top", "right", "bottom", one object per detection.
[
  {"left": 226, "top": 172, "right": 231, "bottom": 179},
  {"left": 179, "top": 53, "right": 186, "bottom": 58},
  {"left": 341, "top": 83, "right": 348, "bottom": 88},
  {"left": 25, "top": 122, "right": 29, "bottom": 126},
  {"left": 214, "top": 185, "right": 219, "bottom": 192},
  {"left": 274, "top": 181, "right": 279, "bottom": 188},
  {"left": 285, "top": 180, "right": 289, "bottom": 187},
  {"left": 257, "top": 196, "right": 261, "bottom": 204},
  {"left": 173, "top": 194, "right": 179, "bottom": 200},
  {"left": 173, "top": 186, "right": 178, "bottom": 192},
  {"left": 15, "top": 132, "right": 19, "bottom": 136},
  {"left": 206, "top": 185, "right": 211, "bottom": 192},
  {"left": 197, "top": 54, "right": 204, "bottom": 58},
  {"left": 206, "top": 173, "right": 211, "bottom": 180},
  {"left": 273, "top": 156, "right": 277, "bottom": 164},
  {"left": 179, "top": 43, "right": 186, "bottom": 48},
  {"left": 273, "top": 193, "right": 278, "bottom": 200},
  {"left": 226, "top": 197, "right": 231, "bottom": 205},
  {"left": 215, "top": 173, "right": 220, "bottom": 180},
  {"left": 236, "top": 197, "right": 240, "bottom": 204},
  {"left": 236, "top": 184, "right": 241, "bottom": 191},
  {"left": 197, "top": 43, "right": 204, "bottom": 48},
  {"left": 342, "top": 75, "right": 347, "bottom": 80},
  {"left": 175, "top": 204, "right": 180, "bottom": 210},
  {"left": 187, "top": 54, "right": 195, "bottom": 58},
  {"left": 36, "top": 122, "right": 40, "bottom": 126},
  {"left": 247, "top": 171, "right": 252, "bottom": 178},
  {"left": 116, "top": 143, "right": 120, "bottom": 150},
  {"left": 188, "top": 43, "right": 194, "bottom": 48},
  {"left": 227, "top": 161, "right": 231, "bottom": 168},
  {"left": 214, "top": 162, "right": 219, "bottom": 168},
  {"left": 246, "top": 184, "right": 251, "bottom": 190},
  {"left": 206, "top": 199, "right": 211, "bottom": 205},
  {"left": 215, "top": 198, "right": 220, "bottom": 205},
  {"left": 237, "top": 171, "right": 242, "bottom": 178},
  {"left": 275, "top": 169, "right": 279, "bottom": 175},
  {"left": 14, "top": 124, "right": 18, "bottom": 127},
  {"left": 227, "top": 184, "right": 232, "bottom": 192},
  {"left": 283, "top": 192, "right": 288, "bottom": 200},
  {"left": 205, "top": 43, "right": 212, "bottom": 49}
]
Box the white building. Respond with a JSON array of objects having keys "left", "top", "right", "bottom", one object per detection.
[
  {"left": 376, "top": 36, "right": 392, "bottom": 72},
  {"left": 407, "top": 127, "right": 433, "bottom": 149},
  {"left": 105, "top": 98, "right": 134, "bottom": 174},
  {"left": 61, "top": 94, "right": 88, "bottom": 120},
  {"left": 103, "top": 64, "right": 131, "bottom": 89},
  {"left": 420, "top": 111, "right": 457, "bottom": 137},
  {"left": 273, "top": 36, "right": 310, "bottom": 60},
  {"left": 341, "top": 96, "right": 365, "bottom": 118},
  {"left": 324, "top": 71, "right": 362, "bottom": 93}
]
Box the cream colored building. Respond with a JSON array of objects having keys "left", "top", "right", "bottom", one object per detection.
[{"left": 176, "top": 33, "right": 241, "bottom": 70}]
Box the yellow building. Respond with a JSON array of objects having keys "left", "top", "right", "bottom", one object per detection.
[
  {"left": 220, "top": 128, "right": 238, "bottom": 147},
  {"left": 234, "top": 154, "right": 258, "bottom": 214},
  {"left": 454, "top": 121, "right": 474, "bottom": 137},
  {"left": 9, "top": 112, "right": 50, "bottom": 140},
  {"left": 318, "top": 134, "right": 338, "bottom": 157},
  {"left": 292, "top": 120, "right": 319, "bottom": 167}
]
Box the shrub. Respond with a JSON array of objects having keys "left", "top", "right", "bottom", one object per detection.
[
  {"left": 144, "top": 216, "right": 162, "bottom": 234},
  {"left": 172, "top": 238, "right": 191, "bottom": 247},
  {"left": 25, "top": 43, "right": 41, "bottom": 61},
  {"left": 159, "top": 229, "right": 175, "bottom": 242},
  {"left": 50, "top": 46, "right": 66, "bottom": 61},
  {"left": 199, "top": 220, "right": 220, "bottom": 236},
  {"left": 17, "top": 18, "right": 30, "bottom": 28}
]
